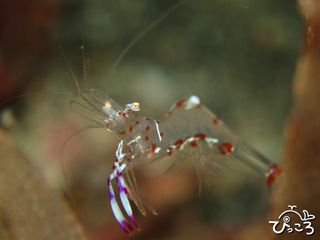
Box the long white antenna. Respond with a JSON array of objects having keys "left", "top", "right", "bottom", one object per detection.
[{"left": 105, "top": 0, "right": 186, "bottom": 93}]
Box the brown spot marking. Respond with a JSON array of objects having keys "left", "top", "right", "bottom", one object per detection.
[
  {"left": 151, "top": 144, "right": 157, "bottom": 152},
  {"left": 194, "top": 133, "right": 206, "bottom": 140},
  {"left": 176, "top": 99, "right": 187, "bottom": 107},
  {"left": 218, "top": 142, "right": 233, "bottom": 155},
  {"left": 190, "top": 141, "right": 197, "bottom": 147},
  {"left": 129, "top": 126, "right": 133, "bottom": 132},
  {"left": 119, "top": 131, "right": 126, "bottom": 135},
  {"left": 167, "top": 147, "right": 173, "bottom": 155},
  {"left": 174, "top": 139, "right": 184, "bottom": 149},
  {"left": 145, "top": 136, "right": 149, "bottom": 141},
  {"left": 213, "top": 117, "right": 220, "bottom": 124},
  {"left": 266, "top": 164, "right": 282, "bottom": 186},
  {"left": 146, "top": 126, "right": 150, "bottom": 131}
]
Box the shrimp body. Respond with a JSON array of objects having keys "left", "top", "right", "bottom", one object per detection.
[{"left": 71, "top": 89, "right": 281, "bottom": 234}]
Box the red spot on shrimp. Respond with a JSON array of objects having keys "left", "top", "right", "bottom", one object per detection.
[
  {"left": 151, "top": 144, "right": 157, "bottom": 152},
  {"left": 156, "top": 120, "right": 160, "bottom": 124},
  {"left": 266, "top": 164, "right": 282, "bottom": 186},
  {"left": 146, "top": 126, "right": 150, "bottom": 131},
  {"left": 218, "top": 142, "right": 233, "bottom": 155},
  {"left": 190, "top": 141, "right": 197, "bottom": 147},
  {"left": 129, "top": 126, "right": 133, "bottom": 132},
  {"left": 174, "top": 139, "right": 184, "bottom": 149},
  {"left": 122, "top": 113, "right": 126, "bottom": 118},
  {"left": 167, "top": 147, "right": 173, "bottom": 155},
  {"left": 176, "top": 99, "right": 187, "bottom": 107},
  {"left": 160, "top": 132, "right": 164, "bottom": 136},
  {"left": 119, "top": 131, "right": 126, "bottom": 135},
  {"left": 145, "top": 136, "right": 149, "bottom": 141},
  {"left": 117, "top": 111, "right": 122, "bottom": 116},
  {"left": 145, "top": 117, "right": 150, "bottom": 120},
  {"left": 136, "top": 121, "right": 140, "bottom": 124},
  {"left": 213, "top": 117, "right": 220, "bottom": 124},
  {"left": 106, "top": 123, "right": 110, "bottom": 129},
  {"left": 168, "top": 111, "right": 172, "bottom": 115},
  {"left": 194, "top": 133, "right": 206, "bottom": 140}
]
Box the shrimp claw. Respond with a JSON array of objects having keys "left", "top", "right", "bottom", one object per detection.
[
  {"left": 108, "top": 141, "right": 139, "bottom": 234},
  {"left": 108, "top": 178, "right": 133, "bottom": 234}
]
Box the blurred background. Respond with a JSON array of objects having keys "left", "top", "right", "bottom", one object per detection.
[{"left": 0, "top": 0, "right": 303, "bottom": 239}]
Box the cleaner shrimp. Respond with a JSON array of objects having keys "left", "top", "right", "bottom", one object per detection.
[{"left": 70, "top": 88, "right": 282, "bottom": 234}]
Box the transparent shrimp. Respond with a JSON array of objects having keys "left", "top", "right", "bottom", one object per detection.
[
  {"left": 70, "top": 89, "right": 282, "bottom": 234},
  {"left": 52, "top": 0, "right": 282, "bottom": 234}
]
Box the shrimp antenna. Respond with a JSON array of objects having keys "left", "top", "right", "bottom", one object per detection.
[
  {"left": 55, "top": 1, "right": 101, "bottom": 208},
  {"left": 59, "top": 123, "right": 103, "bottom": 206},
  {"left": 55, "top": 30, "right": 82, "bottom": 97},
  {"left": 105, "top": 0, "right": 186, "bottom": 93},
  {"left": 0, "top": 86, "right": 75, "bottom": 111},
  {"left": 1, "top": 32, "right": 78, "bottom": 106},
  {"left": 80, "top": 0, "right": 91, "bottom": 92},
  {"left": 0, "top": 91, "right": 74, "bottom": 106},
  {"left": 81, "top": 44, "right": 91, "bottom": 92}
]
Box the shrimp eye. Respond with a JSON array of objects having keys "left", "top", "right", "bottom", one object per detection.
[{"left": 131, "top": 102, "right": 140, "bottom": 111}]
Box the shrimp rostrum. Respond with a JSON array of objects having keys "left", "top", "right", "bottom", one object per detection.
[{"left": 71, "top": 89, "right": 282, "bottom": 234}]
